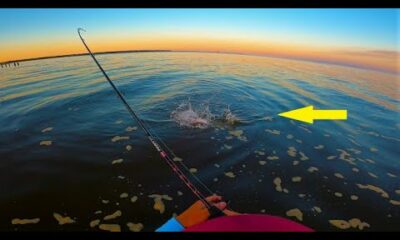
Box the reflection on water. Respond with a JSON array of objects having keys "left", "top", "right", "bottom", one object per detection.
[{"left": 0, "top": 52, "right": 399, "bottom": 231}]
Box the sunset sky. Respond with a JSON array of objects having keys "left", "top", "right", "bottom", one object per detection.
[{"left": 0, "top": 9, "right": 398, "bottom": 73}]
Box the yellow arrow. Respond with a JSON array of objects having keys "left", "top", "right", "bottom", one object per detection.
[{"left": 278, "top": 105, "right": 347, "bottom": 124}]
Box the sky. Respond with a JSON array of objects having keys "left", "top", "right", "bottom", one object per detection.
[{"left": 0, "top": 9, "right": 398, "bottom": 73}]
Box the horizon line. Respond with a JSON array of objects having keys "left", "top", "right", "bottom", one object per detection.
[
  {"left": 0, "top": 49, "right": 173, "bottom": 64},
  {"left": 0, "top": 49, "right": 397, "bottom": 75}
]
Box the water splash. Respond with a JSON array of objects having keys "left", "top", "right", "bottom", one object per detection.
[
  {"left": 221, "top": 106, "right": 241, "bottom": 125},
  {"left": 171, "top": 101, "right": 213, "bottom": 129},
  {"left": 171, "top": 100, "right": 240, "bottom": 129}
]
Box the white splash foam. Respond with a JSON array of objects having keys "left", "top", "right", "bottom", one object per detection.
[
  {"left": 171, "top": 102, "right": 213, "bottom": 129},
  {"left": 171, "top": 100, "right": 240, "bottom": 129}
]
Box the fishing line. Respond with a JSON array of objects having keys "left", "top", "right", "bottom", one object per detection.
[{"left": 77, "top": 28, "right": 225, "bottom": 216}]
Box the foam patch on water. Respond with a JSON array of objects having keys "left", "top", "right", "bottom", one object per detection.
[
  {"left": 11, "top": 218, "right": 40, "bottom": 225},
  {"left": 99, "top": 223, "right": 121, "bottom": 232},
  {"left": 53, "top": 213, "right": 75, "bottom": 225},
  {"left": 103, "top": 210, "right": 122, "bottom": 220},
  {"left": 286, "top": 208, "right": 303, "bottom": 221},
  {"left": 127, "top": 222, "right": 144, "bottom": 232}
]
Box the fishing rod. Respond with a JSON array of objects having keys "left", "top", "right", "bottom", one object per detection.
[{"left": 77, "top": 28, "right": 225, "bottom": 217}]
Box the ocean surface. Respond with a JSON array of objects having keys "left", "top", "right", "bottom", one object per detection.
[{"left": 0, "top": 52, "right": 399, "bottom": 231}]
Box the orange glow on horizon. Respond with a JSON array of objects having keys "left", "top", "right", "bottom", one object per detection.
[{"left": 0, "top": 35, "right": 398, "bottom": 74}]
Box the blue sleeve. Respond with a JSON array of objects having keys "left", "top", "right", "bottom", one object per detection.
[{"left": 156, "top": 217, "right": 185, "bottom": 232}]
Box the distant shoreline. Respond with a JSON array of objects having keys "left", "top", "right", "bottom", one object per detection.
[{"left": 0, "top": 50, "right": 172, "bottom": 64}]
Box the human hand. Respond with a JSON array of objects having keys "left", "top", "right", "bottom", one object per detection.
[{"left": 176, "top": 195, "right": 240, "bottom": 228}]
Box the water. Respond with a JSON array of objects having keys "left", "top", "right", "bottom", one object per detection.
[{"left": 0, "top": 52, "right": 399, "bottom": 231}]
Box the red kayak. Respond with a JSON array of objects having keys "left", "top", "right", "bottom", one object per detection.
[{"left": 184, "top": 214, "right": 314, "bottom": 232}]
